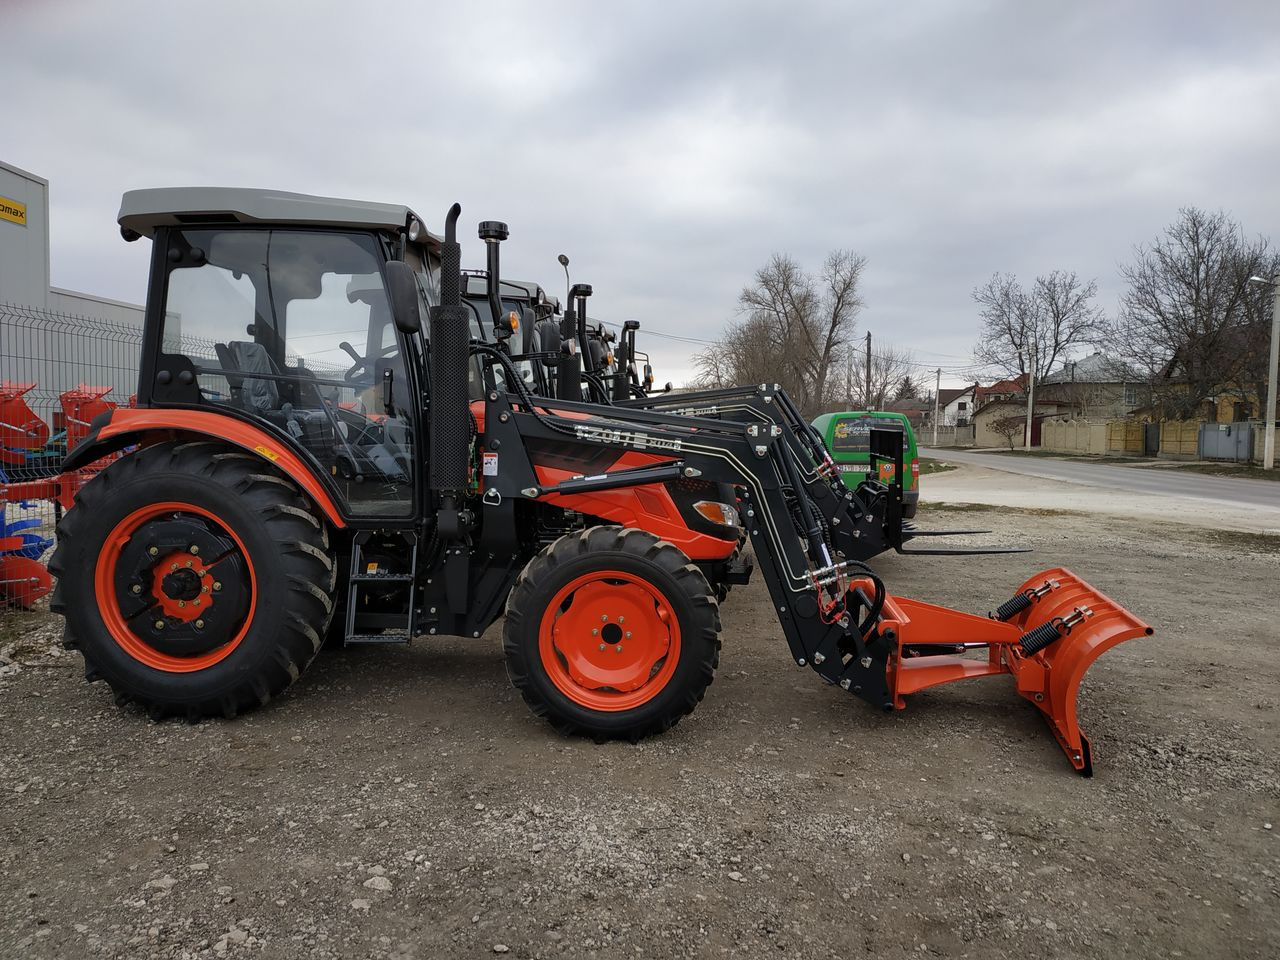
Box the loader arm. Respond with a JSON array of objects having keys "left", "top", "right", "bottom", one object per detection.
[{"left": 475, "top": 345, "right": 1151, "bottom": 773}]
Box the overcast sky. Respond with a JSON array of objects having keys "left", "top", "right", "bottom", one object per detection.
[{"left": 6, "top": 0, "right": 1279, "bottom": 387}]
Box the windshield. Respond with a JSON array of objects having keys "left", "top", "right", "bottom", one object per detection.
[{"left": 160, "top": 227, "right": 418, "bottom": 517}]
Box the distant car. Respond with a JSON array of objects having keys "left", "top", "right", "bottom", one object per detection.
[{"left": 811, "top": 410, "right": 920, "bottom": 519}]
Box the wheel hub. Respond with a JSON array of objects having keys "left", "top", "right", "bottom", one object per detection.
[
  {"left": 103, "top": 511, "right": 252, "bottom": 662},
  {"left": 541, "top": 573, "right": 682, "bottom": 708}
]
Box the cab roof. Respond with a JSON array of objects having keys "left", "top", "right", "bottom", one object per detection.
[{"left": 117, "top": 187, "right": 442, "bottom": 248}]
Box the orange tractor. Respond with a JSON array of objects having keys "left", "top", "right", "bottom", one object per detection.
[{"left": 51, "top": 187, "right": 1151, "bottom": 774}]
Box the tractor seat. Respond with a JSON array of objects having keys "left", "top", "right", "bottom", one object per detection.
[
  {"left": 226, "top": 341, "right": 280, "bottom": 412},
  {"left": 216, "top": 341, "right": 332, "bottom": 451}
]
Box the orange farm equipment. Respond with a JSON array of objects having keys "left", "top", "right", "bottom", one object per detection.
[{"left": 47, "top": 187, "right": 1152, "bottom": 774}]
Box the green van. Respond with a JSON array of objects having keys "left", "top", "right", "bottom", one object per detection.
[{"left": 811, "top": 411, "right": 920, "bottom": 519}]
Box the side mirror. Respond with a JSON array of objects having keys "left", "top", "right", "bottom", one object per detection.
[{"left": 384, "top": 260, "right": 421, "bottom": 335}]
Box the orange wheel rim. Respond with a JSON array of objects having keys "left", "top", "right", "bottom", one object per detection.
[
  {"left": 93, "top": 502, "right": 257, "bottom": 672},
  {"left": 538, "top": 569, "right": 682, "bottom": 711}
]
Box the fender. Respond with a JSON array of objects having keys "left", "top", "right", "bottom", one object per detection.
[
  {"left": 531, "top": 451, "right": 739, "bottom": 562},
  {"left": 61, "top": 408, "right": 346, "bottom": 528}
]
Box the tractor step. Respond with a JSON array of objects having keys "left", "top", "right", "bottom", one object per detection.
[
  {"left": 345, "top": 631, "right": 411, "bottom": 645},
  {"left": 343, "top": 531, "right": 418, "bottom": 647}
]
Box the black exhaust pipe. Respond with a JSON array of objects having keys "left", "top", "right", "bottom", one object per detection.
[
  {"left": 558, "top": 303, "right": 581, "bottom": 399},
  {"left": 614, "top": 319, "right": 638, "bottom": 400},
  {"left": 571, "top": 283, "right": 594, "bottom": 373},
  {"left": 429, "top": 203, "right": 470, "bottom": 536},
  {"left": 479, "top": 221, "right": 510, "bottom": 342}
]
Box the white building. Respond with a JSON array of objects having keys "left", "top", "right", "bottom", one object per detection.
[
  {"left": 1, "top": 160, "right": 145, "bottom": 418},
  {"left": 936, "top": 385, "right": 976, "bottom": 426},
  {"left": 1, "top": 160, "right": 145, "bottom": 321}
]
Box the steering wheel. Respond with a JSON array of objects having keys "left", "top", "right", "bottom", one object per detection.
[{"left": 340, "top": 341, "right": 399, "bottom": 384}]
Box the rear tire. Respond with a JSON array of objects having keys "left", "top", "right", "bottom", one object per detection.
[
  {"left": 49, "top": 441, "right": 336, "bottom": 720},
  {"left": 503, "top": 526, "right": 721, "bottom": 740}
]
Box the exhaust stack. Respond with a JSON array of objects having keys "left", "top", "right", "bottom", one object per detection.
[{"left": 429, "top": 204, "right": 470, "bottom": 535}]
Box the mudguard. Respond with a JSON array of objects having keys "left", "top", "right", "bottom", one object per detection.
[{"left": 61, "top": 408, "right": 346, "bottom": 528}]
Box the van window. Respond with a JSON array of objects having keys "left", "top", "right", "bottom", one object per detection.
[{"left": 830, "top": 416, "right": 902, "bottom": 454}]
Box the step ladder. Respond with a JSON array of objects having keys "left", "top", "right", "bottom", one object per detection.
[{"left": 344, "top": 531, "right": 418, "bottom": 645}]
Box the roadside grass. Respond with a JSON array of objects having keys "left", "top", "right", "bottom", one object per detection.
[
  {"left": 1163, "top": 462, "right": 1280, "bottom": 483},
  {"left": 921, "top": 501, "right": 1078, "bottom": 518},
  {"left": 1204, "top": 527, "right": 1280, "bottom": 552},
  {"left": 978, "top": 449, "right": 1158, "bottom": 464},
  {"left": 918, "top": 457, "right": 957, "bottom": 475},
  {"left": 918, "top": 502, "right": 1280, "bottom": 552}
]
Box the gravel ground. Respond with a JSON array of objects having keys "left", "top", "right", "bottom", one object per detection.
[{"left": 1, "top": 499, "right": 1277, "bottom": 959}]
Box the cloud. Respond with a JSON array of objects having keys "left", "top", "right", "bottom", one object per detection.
[{"left": 6, "top": 0, "right": 1280, "bottom": 386}]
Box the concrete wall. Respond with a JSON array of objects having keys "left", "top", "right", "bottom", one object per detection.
[
  {"left": 924, "top": 425, "right": 975, "bottom": 448},
  {"left": 0, "top": 160, "right": 50, "bottom": 309},
  {"left": 1160, "top": 419, "right": 1201, "bottom": 458},
  {"left": 1106, "top": 420, "right": 1145, "bottom": 455},
  {"left": 1042, "top": 418, "right": 1107, "bottom": 455}
]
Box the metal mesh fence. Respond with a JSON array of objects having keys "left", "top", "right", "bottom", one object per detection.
[
  {"left": 2, "top": 302, "right": 145, "bottom": 607},
  {"left": 1, "top": 301, "right": 360, "bottom": 609}
]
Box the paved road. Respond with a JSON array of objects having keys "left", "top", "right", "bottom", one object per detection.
[{"left": 921, "top": 448, "right": 1280, "bottom": 509}]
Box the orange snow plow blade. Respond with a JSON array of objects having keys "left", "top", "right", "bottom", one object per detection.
[{"left": 872, "top": 568, "right": 1153, "bottom": 775}]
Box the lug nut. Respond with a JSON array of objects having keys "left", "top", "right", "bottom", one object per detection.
[
  {"left": 615, "top": 645, "right": 623, "bottom": 653},
  {"left": 598, "top": 644, "right": 606, "bottom": 652},
  {"left": 591, "top": 628, "right": 599, "bottom": 636},
  {"left": 618, "top": 616, "right": 625, "bottom": 624},
  {"left": 192, "top": 598, "right": 201, "bottom": 606},
  {"left": 185, "top": 560, "right": 193, "bottom": 568},
  {"left": 600, "top": 615, "right": 608, "bottom": 623},
  {"left": 626, "top": 631, "right": 632, "bottom": 639},
  {"left": 170, "top": 563, "right": 178, "bottom": 571},
  {"left": 178, "top": 600, "right": 185, "bottom": 608},
  {"left": 202, "top": 586, "right": 210, "bottom": 594}
]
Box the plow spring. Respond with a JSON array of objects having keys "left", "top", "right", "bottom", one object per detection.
[{"left": 843, "top": 568, "right": 1153, "bottom": 775}]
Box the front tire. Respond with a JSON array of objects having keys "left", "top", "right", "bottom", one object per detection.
[
  {"left": 49, "top": 441, "right": 336, "bottom": 719},
  {"left": 503, "top": 526, "right": 721, "bottom": 740}
]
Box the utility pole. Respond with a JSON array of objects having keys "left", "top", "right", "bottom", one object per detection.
[
  {"left": 932, "top": 367, "right": 941, "bottom": 446},
  {"left": 1024, "top": 344, "right": 1037, "bottom": 452},
  {"left": 865, "top": 331, "right": 872, "bottom": 409},
  {"left": 1262, "top": 278, "right": 1279, "bottom": 469},
  {"left": 1266, "top": 281, "right": 1280, "bottom": 470},
  {"left": 1248, "top": 275, "right": 1278, "bottom": 470}
]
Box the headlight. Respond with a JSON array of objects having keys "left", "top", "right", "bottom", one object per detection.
[{"left": 693, "top": 500, "right": 739, "bottom": 527}]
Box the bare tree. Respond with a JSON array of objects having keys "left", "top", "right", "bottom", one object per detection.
[
  {"left": 973, "top": 271, "right": 1105, "bottom": 383},
  {"left": 839, "top": 343, "right": 917, "bottom": 410},
  {"left": 1111, "top": 207, "right": 1274, "bottom": 419},
  {"left": 694, "top": 250, "right": 866, "bottom": 418},
  {"left": 989, "top": 414, "right": 1025, "bottom": 450}
]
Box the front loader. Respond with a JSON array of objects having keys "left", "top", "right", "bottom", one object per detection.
[{"left": 52, "top": 187, "right": 1151, "bottom": 774}]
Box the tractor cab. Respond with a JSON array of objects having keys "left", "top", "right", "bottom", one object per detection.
[
  {"left": 460, "top": 273, "right": 558, "bottom": 394},
  {"left": 115, "top": 187, "right": 441, "bottom": 519}
]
